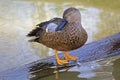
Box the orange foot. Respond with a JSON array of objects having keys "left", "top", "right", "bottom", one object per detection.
[
  {"left": 54, "top": 49, "right": 68, "bottom": 79},
  {"left": 54, "top": 49, "right": 68, "bottom": 65},
  {"left": 64, "top": 51, "right": 78, "bottom": 61}
]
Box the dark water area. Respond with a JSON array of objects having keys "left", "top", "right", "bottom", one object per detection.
[{"left": 0, "top": 0, "right": 120, "bottom": 80}]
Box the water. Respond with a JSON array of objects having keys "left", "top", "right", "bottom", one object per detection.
[{"left": 0, "top": 0, "right": 120, "bottom": 80}]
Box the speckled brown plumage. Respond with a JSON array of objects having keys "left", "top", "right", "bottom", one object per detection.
[{"left": 27, "top": 7, "right": 88, "bottom": 51}]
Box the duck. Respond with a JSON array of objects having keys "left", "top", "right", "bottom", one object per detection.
[{"left": 27, "top": 7, "right": 88, "bottom": 65}]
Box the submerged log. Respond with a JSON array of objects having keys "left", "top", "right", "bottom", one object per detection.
[{"left": 0, "top": 32, "right": 120, "bottom": 80}]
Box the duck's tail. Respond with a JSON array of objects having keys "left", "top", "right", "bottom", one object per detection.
[
  {"left": 28, "top": 37, "right": 40, "bottom": 43},
  {"left": 27, "top": 27, "right": 40, "bottom": 37}
]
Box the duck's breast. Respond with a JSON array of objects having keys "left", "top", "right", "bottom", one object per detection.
[{"left": 62, "top": 23, "right": 88, "bottom": 50}]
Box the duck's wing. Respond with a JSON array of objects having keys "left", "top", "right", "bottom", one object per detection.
[
  {"left": 55, "top": 18, "right": 67, "bottom": 31},
  {"left": 27, "top": 18, "right": 67, "bottom": 42},
  {"left": 27, "top": 21, "right": 50, "bottom": 37},
  {"left": 37, "top": 18, "right": 67, "bottom": 32},
  {"left": 36, "top": 21, "right": 50, "bottom": 30}
]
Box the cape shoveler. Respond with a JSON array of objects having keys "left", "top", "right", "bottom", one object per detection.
[{"left": 27, "top": 7, "right": 88, "bottom": 65}]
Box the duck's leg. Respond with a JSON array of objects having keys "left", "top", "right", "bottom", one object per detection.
[
  {"left": 64, "top": 51, "right": 78, "bottom": 61},
  {"left": 54, "top": 49, "right": 68, "bottom": 65},
  {"left": 54, "top": 49, "right": 68, "bottom": 79}
]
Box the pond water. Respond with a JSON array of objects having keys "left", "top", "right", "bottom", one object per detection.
[{"left": 0, "top": 0, "right": 120, "bottom": 80}]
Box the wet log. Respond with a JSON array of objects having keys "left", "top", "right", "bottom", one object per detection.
[
  {"left": 29, "top": 32, "right": 120, "bottom": 79},
  {"left": 0, "top": 32, "right": 120, "bottom": 80}
]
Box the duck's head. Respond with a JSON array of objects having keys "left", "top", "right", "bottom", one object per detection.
[{"left": 63, "top": 7, "right": 81, "bottom": 23}]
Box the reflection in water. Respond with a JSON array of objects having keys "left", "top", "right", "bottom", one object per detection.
[
  {"left": 112, "top": 57, "right": 120, "bottom": 80},
  {"left": 37, "top": 56, "right": 120, "bottom": 80},
  {"left": 38, "top": 72, "right": 86, "bottom": 80},
  {"left": 69, "top": 61, "right": 100, "bottom": 79}
]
